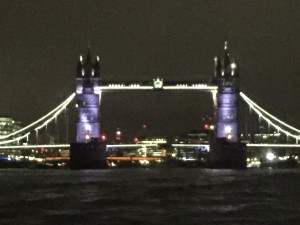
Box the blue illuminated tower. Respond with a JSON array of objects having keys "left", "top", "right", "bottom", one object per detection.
[
  {"left": 70, "top": 50, "right": 107, "bottom": 169},
  {"left": 210, "top": 42, "right": 246, "bottom": 169},
  {"left": 75, "top": 51, "right": 101, "bottom": 142},
  {"left": 214, "top": 41, "right": 239, "bottom": 142}
]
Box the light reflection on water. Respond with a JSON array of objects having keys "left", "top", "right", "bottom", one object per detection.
[{"left": 0, "top": 168, "right": 300, "bottom": 225}]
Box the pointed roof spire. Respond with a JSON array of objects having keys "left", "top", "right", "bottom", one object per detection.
[
  {"left": 223, "top": 41, "right": 231, "bottom": 77},
  {"left": 214, "top": 56, "right": 222, "bottom": 77},
  {"left": 76, "top": 55, "right": 83, "bottom": 77},
  {"left": 93, "top": 55, "right": 100, "bottom": 77},
  {"left": 83, "top": 47, "right": 93, "bottom": 76},
  {"left": 230, "top": 58, "right": 239, "bottom": 77},
  {"left": 86, "top": 41, "right": 92, "bottom": 64}
]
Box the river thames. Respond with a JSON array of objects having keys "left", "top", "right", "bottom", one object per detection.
[{"left": 0, "top": 168, "right": 299, "bottom": 225}]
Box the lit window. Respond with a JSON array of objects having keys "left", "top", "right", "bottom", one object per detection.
[{"left": 224, "top": 126, "right": 232, "bottom": 133}]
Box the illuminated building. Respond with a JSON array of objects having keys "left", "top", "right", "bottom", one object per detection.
[
  {"left": 210, "top": 42, "right": 246, "bottom": 169},
  {"left": 0, "top": 116, "right": 22, "bottom": 145},
  {"left": 214, "top": 41, "right": 239, "bottom": 142},
  {"left": 0, "top": 116, "right": 22, "bottom": 136},
  {"left": 172, "top": 130, "right": 209, "bottom": 144},
  {"left": 70, "top": 50, "right": 107, "bottom": 169},
  {"left": 75, "top": 50, "right": 100, "bottom": 142}
]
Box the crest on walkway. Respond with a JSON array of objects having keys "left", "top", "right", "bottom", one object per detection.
[{"left": 153, "top": 77, "right": 163, "bottom": 89}]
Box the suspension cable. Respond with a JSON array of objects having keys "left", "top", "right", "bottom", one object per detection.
[{"left": 0, "top": 93, "right": 75, "bottom": 140}]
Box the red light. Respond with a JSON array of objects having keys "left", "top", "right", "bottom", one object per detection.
[
  {"left": 142, "top": 124, "right": 147, "bottom": 129},
  {"left": 134, "top": 137, "right": 139, "bottom": 143},
  {"left": 101, "top": 135, "right": 107, "bottom": 141},
  {"left": 115, "top": 136, "right": 121, "bottom": 141},
  {"left": 204, "top": 124, "right": 209, "bottom": 129}
]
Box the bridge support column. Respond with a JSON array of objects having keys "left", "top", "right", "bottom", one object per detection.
[
  {"left": 70, "top": 140, "right": 107, "bottom": 169},
  {"left": 209, "top": 42, "right": 246, "bottom": 169}
]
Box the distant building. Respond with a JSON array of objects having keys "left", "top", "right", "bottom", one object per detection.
[
  {"left": 241, "top": 132, "right": 288, "bottom": 144},
  {"left": 173, "top": 130, "right": 210, "bottom": 144},
  {"left": 0, "top": 116, "right": 22, "bottom": 136}
]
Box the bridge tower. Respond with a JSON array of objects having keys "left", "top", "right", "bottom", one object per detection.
[
  {"left": 75, "top": 51, "right": 101, "bottom": 142},
  {"left": 70, "top": 50, "right": 107, "bottom": 169},
  {"left": 210, "top": 42, "right": 246, "bottom": 169}
]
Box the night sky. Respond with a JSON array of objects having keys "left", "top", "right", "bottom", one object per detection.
[{"left": 0, "top": 1, "right": 300, "bottom": 142}]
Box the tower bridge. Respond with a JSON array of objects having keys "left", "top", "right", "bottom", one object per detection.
[{"left": 1, "top": 42, "right": 300, "bottom": 169}]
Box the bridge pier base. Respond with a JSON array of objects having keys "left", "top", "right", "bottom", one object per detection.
[
  {"left": 70, "top": 140, "right": 108, "bottom": 169},
  {"left": 209, "top": 138, "right": 247, "bottom": 169}
]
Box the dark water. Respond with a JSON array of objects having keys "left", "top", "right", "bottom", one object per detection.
[{"left": 0, "top": 168, "right": 300, "bottom": 225}]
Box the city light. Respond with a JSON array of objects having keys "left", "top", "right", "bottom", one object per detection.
[
  {"left": 266, "top": 152, "right": 275, "bottom": 161},
  {"left": 100, "top": 135, "right": 107, "bottom": 142}
]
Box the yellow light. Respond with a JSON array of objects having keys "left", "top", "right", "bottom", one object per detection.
[{"left": 231, "top": 62, "right": 236, "bottom": 69}]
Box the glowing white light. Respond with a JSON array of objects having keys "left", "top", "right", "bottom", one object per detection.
[
  {"left": 224, "top": 41, "right": 228, "bottom": 50},
  {"left": 266, "top": 152, "right": 275, "bottom": 161},
  {"left": 106, "top": 144, "right": 158, "bottom": 149},
  {"left": 0, "top": 144, "right": 70, "bottom": 149},
  {"left": 101, "top": 84, "right": 216, "bottom": 91},
  {"left": 230, "top": 62, "right": 236, "bottom": 69},
  {"left": 100, "top": 86, "right": 154, "bottom": 90},
  {"left": 85, "top": 124, "right": 91, "bottom": 132},
  {"left": 225, "top": 126, "right": 232, "bottom": 133},
  {"left": 0, "top": 132, "right": 31, "bottom": 145},
  {"left": 214, "top": 56, "right": 218, "bottom": 63},
  {"left": 163, "top": 86, "right": 217, "bottom": 90},
  {"left": 211, "top": 90, "right": 218, "bottom": 108},
  {"left": 153, "top": 78, "right": 163, "bottom": 89}
]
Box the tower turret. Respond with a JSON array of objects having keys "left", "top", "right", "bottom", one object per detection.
[
  {"left": 230, "top": 58, "right": 239, "bottom": 77},
  {"left": 214, "top": 56, "right": 222, "bottom": 77},
  {"left": 76, "top": 56, "right": 83, "bottom": 77},
  {"left": 222, "top": 41, "right": 231, "bottom": 77},
  {"left": 93, "top": 56, "right": 100, "bottom": 77}
]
